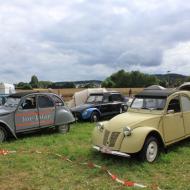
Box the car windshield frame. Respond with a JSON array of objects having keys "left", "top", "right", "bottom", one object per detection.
[
  {"left": 86, "top": 95, "right": 103, "bottom": 103},
  {"left": 130, "top": 96, "right": 167, "bottom": 111},
  {"left": 4, "top": 97, "right": 21, "bottom": 108}
]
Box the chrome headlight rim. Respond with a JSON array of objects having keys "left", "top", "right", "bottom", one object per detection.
[
  {"left": 123, "top": 126, "right": 132, "bottom": 136},
  {"left": 96, "top": 122, "right": 104, "bottom": 132}
]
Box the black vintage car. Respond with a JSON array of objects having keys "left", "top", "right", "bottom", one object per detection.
[{"left": 71, "top": 91, "right": 128, "bottom": 122}]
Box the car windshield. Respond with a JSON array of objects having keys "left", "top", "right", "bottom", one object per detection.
[
  {"left": 4, "top": 97, "right": 20, "bottom": 107},
  {"left": 86, "top": 95, "right": 103, "bottom": 103},
  {"left": 131, "top": 97, "right": 166, "bottom": 110}
]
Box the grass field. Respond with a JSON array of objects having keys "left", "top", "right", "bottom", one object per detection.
[{"left": 1, "top": 122, "right": 190, "bottom": 190}]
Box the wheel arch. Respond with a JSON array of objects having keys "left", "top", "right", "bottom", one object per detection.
[
  {"left": 0, "top": 121, "right": 17, "bottom": 139},
  {"left": 82, "top": 108, "right": 101, "bottom": 120},
  {"left": 145, "top": 130, "right": 165, "bottom": 150},
  {"left": 120, "top": 126, "right": 165, "bottom": 154}
]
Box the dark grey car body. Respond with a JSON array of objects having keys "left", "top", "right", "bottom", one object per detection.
[{"left": 0, "top": 92, "right": 75, "bottom": 139}]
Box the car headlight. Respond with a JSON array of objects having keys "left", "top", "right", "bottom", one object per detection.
[
  {"left": 123, "top": 127, "right": 132, "bottom": 136},
  {"left": 82, "top": 109, "right": 88, "bottom": 116},
  {"left": 96, "top": 122, "right": 104, "bottom": 132}
]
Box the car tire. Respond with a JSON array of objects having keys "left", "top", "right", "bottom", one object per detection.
[
  {"left": 119, "top": 107, "right": 123, "bottom": 114},
  {"left": 90, "top": 111, "right": 99, "bottom": 122},
  {"left": 0, "top": 126, "right": 7, "bottom": 143},
  {"left": 57, "top": 124, "right": 70, "bottom": 134},
  {"left": 138, "top": 136, "right": 159, "bottom": 163}
]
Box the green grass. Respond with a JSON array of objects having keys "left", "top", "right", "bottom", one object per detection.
[{"left": 1, "top": 123, "right": 190, "bottom": 190}]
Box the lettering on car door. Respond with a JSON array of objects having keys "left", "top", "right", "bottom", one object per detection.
[
  {"left": 37, "top": 95, "right": 55, "bottom": 127},
  {"left": 15, "top": 95, "right": 39, "bottom": 132}
]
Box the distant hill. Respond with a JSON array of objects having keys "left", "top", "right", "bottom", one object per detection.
[
  {"left": 49, "top": 80, "right": 102, "bottom": 88},
  {"left": 154, "top": 73, "right": 188, "bottom": 87},
  {"left": 154, "top": 73, "right": 187, "bottom": 80}
]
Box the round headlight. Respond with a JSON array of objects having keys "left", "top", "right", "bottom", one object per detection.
[
  {"left": 96, "top": 122, "right": 104, "bottom": 132},
  {"left": 123, "top": 127, "right": 132, "bottom": 136},
  {"left": 82, "top": 109, "right": 88, "bottom": 115}
]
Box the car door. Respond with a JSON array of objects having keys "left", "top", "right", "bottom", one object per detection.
[
  {"left": 110, "top": 94, "right": 123, "bottom": 114},
  {"left": 181, "top": 95, "right": 190, "bottom": 135},
  {"left": 99, "top": 94, "right": 113, "bottom": 116},
  {"left": 37, "top": 95, "right": 55, "bottom": 127},
  {"left": 15, "top": 95, "right": 39, "bottom": 132},
  {"left": 163, "top": 95, "right": 185, "bottom": 143}
]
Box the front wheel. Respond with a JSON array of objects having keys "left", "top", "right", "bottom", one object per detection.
[
  {"left": 138, "top": 136, "right": 159, "bottom": 163},
  {"left": 0, "top": 126, "right": 7, "bottom": 143},
  {"left": 57, "top": 124, "right": 70, "bottom": 134},
  {"left": 90, "top": 111, "right": 99, "bottom": 122}
]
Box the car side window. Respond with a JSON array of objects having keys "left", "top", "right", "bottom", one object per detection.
[
  {"left": 21, "top": 96, "right": 36, "bottom": 110},
  {"left": 181, "top": 96, "right": 190, "bottom": 112},
  {"left": 52, "top": 95, "right": 64, "bottom": 106},
  {"left": 111, "top": 94, "right": 122, "bottom": 102},
  {"left": 167, "top": 96, "right": 181, "bottom": 113},
  {"left": 38, "top": 96, "right": 54, "bottom": 108},
  {"left": 103, "top": 95, "right": 109, "bottom": 103}
]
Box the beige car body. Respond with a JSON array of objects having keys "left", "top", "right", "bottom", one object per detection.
[{"left": 92, "top": 90, "right": 190, "bottom": 158}]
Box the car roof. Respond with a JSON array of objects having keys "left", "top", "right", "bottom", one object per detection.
[
  {"left": 135, "top": 89, "right": 177, "bottom": 98},
  {"left": 8, "top": 91, "right": 54, "bottom": 98},
  {"left": 89, "top": 91, "right": 121, "bottom": 95}
]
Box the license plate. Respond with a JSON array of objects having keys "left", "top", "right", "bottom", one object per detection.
[{"left": 100, "top": 146, "right": 111, "bottom": 154}]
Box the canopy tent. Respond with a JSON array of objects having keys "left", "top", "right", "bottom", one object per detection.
[
  {"left": 68, "top": 88, "right": 107, "bottom": 108},
  {"left": 0, "top": 83, "right": 15, "bottom": 94}
]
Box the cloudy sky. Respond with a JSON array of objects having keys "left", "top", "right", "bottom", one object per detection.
[{"left": 0, "top": 0, "right": 190, "bottom": 83}]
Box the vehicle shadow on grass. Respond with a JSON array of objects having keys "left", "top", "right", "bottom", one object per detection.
[
  {"left": 8, "top": 127, "right": 59, "bottom": 142},
  {"left": 89, "top": 137, "right": 190, "bottom": 167}
]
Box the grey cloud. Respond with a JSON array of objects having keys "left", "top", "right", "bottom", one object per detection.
[{"left": 0, "top": 0, "right": 190, "bottom": 83}]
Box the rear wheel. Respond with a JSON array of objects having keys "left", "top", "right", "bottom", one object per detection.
[
  {"left": 57, "top": 124, "right": 70, "bottom": 134},
  {"left": 139, "top": 136, "right": 159, "bottom": 163},
  {"left": 90, "top": 111, "right": 99, "bottom": 122},
  {"left": 0, "top": 126, "right": 7, "bottom": 143}
]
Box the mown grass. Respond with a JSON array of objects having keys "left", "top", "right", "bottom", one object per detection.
[{"left": 1, "top": 123, "right": 190, "bottom": 190}]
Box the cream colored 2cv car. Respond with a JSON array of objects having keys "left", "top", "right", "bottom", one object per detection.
[{"left": 92, "top": 88, "right": 190, "bottom": 162}]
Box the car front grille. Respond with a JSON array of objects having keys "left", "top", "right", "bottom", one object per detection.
[
  {"left": 109, "top": 132, "right": 121, "bottom": 147},
  {"left": 103, "top": 130, "right": 121, "bottom": 147},
  {"left": 103, "top": 129, "right": 110, "bottom": 146}
]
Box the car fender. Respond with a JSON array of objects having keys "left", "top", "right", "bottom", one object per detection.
[
  {"left": 0, "top": 120, "right": 17, "bottom": 139},
  {"left": 55, "top": 107, "right": 75, "bottom": 125},
  {"left": 82, "top": 108, "right": 101, "bottom": 120},
  {"left": 120, "top": 126, "right": 164, "bottom": 154}
]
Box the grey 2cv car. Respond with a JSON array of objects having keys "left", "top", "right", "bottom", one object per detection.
[{"left": 0, "top": 92, "right": 75, "bottom": 142}]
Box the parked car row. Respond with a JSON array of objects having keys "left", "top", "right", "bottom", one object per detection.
[
  {"left": 2, "top": 84, "right": 190, "bottom": 163},
  {"left": 0, "top": 90, "right": 128, "bottom": 142}
]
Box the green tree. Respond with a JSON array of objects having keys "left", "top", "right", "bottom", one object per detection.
[
  {"left": 102, "top": 70, "right": 159, "bottom": 88},
  {"left": 16, "top": 82, "right": 32, "bottom": 90},
  {"left": 30, "top": 75, "right": 39, "bottom": 88}
]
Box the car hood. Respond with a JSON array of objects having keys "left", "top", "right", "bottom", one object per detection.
[
  {"left": 105, "top": 111, "right": 162, "bottom": 131},
  {"left": 0, "top": 106, "right": 15, "bottom": 116},
  {"left": 71, "top": 104, "right": 93, "bottom": 112}
]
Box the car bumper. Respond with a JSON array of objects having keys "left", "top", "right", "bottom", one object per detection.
[{"left": 92, "top": 145, "right": 131, "bottom": 158}]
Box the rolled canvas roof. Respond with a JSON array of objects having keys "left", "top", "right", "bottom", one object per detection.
[
  {"left": 67, "top": 88, "right": 107, "bottom": 108},
  {"left": 178, "top": 82, "right": 190, "bottom": 91}
]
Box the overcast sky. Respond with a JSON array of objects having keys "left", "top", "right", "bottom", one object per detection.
[{"left": 0, "top": 0, "right": 190, "bottom": 83}]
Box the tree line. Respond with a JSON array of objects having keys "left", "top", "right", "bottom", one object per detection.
[{"left": 16, "top": 71, "right": 190, "bottom": 90}]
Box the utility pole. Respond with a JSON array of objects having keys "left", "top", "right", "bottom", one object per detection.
[{"left": 167, "top": 71, "right": 171, "bottom": 88}]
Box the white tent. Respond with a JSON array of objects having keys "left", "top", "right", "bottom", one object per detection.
[
  {"left": 68, "top": 88, "right": 107, "bottom": 108},
  {"left": 0, "top": 83, "right": 15, "bottom": 94}
]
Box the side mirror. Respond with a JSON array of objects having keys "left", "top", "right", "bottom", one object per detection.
[{"left": 167, "top": 109, "right": 174, "bottom": 114}]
